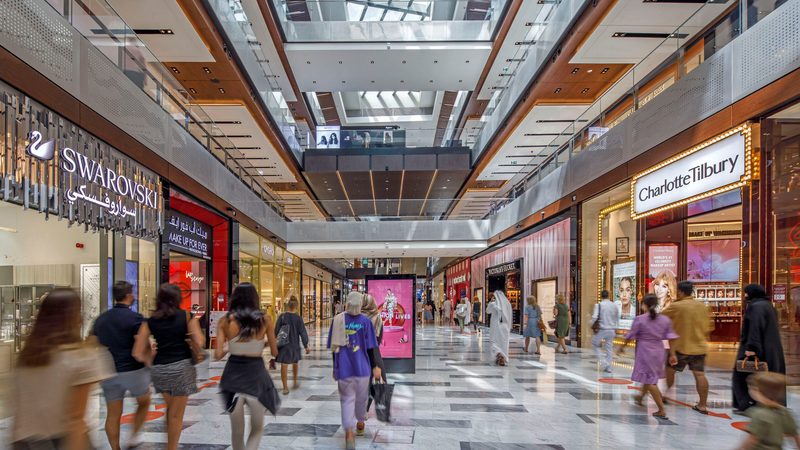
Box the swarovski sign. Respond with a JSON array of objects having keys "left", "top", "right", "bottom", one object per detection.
[{"left": 631, "top": 125, "right": 753, "bottom": 219}]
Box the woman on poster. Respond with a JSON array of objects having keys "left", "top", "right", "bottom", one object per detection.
[{"left": 487, "top": 290, "right": 512, "bottom": 366}]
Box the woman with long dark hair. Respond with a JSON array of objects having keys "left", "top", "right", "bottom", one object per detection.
[
  {"left": 215, "top": 282, "right": 279, "bottom": 450},
  {"left": 12, "top": 288, "right": 112, "bottom": 450},
  {"left": 618, "top": 294, "right": 678, "bottom": 420},
  {"left": 732, "top": 284, "right": 786, "bottom": 413},
  {"left": 133, "top": 283, "right": 204, "bottom": 450}
]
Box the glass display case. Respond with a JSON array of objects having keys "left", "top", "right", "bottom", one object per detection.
[{"left": 0, "top": 285, "right": 59, "bottom": 352}]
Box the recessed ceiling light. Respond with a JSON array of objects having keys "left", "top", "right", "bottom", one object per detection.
[{"left": 587, "top": 69, "right": 593, "bottom": 73}]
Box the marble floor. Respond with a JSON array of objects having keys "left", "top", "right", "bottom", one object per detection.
[{"left": 2, "top": 324, "right": 795, "bottom": 449}]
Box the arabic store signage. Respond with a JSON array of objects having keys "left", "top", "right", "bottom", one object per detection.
[
  {"left": 166, "top": 211, "right": 212, "bottom": 259},
  {"left": 0, "top": 87, "right": 162, "bottom": 238},
  {"left": 631, "top": 125, "right": 753, "bottom": 219}
]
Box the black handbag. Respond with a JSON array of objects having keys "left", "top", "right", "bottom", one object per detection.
[{"left": 370, "top": 382, "right": 394, "bottom": 423}]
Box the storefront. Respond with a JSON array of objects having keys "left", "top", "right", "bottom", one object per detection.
[
  {"left": 581, "top": 124, "right": 757, "bottom": 346},
  {"left": 163, "top": 190, "right": 229, "bottom": 343},
  {"left": 301, "top": 261, "right": 333, "bottom": 324},
  {"left": 472, "top": 217, "right": 575, "bottom": 336},
  {"left": 445, "top": 259, "right": 471, "bottom": 305},
  {"left": 236, "top": 225, "right": 301, "bottom": 322},
  {"left": 0, "top": 80, "right": 162, "bottom": 369}
]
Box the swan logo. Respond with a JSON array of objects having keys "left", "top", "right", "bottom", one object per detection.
[{"left": 26, "top": 130, "right": 56, "bottom": 161}]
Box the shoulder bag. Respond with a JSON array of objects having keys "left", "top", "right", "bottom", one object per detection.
[{"left": 592, "top": 303, "right": 602, "bottom": 334}]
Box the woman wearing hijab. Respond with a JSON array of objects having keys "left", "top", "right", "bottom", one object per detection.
[
  {"left": 328, "top": 292, "right": 383, "bottom": 450},
  {"left": 486, "top": 290, "right": 512, "bottom": 366},
  {"left": 732, "top": 284, "right": 786, "bottom": 413}
]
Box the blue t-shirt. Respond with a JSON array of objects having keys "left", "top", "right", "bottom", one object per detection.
[{"left": 327, "top": 314, "right": 377, "bottom": 380}]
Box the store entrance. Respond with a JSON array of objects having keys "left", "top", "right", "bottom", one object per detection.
[{"left": 485, "top": 263, "right": 523, "bottom": 333}]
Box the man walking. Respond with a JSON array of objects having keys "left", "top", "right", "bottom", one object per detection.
[
  {"left": 93, "top": 281, "right": 152, "bottom": 449},
  {"left": 592, "top": 290, "right": 619, "bottom": 373},
  {"left": 662, "top": 280, "right": 712, "bottom": 414}
]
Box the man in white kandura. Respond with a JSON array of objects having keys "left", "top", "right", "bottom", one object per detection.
[{"left": 487, "top": 290, "right": 512, "bottom": 366}]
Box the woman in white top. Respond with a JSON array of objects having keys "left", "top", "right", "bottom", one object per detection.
[
  {"left": 215, "top": 283, "right": 279, "bottom": 450},
  {"left": 13, "top": 288, "right": 113, "bottom": 450}
]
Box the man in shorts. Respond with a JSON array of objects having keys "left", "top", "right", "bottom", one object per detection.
[
  {"left": 663, "top": 280, "right": 712, "bottom": 414},
  {"left": 93, "top": 281, "right": 152, "bottom": 449}
]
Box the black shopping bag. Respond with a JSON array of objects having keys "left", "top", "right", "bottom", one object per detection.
[{"left": 370, "top": 382, "right": 394, "bottom": 423}]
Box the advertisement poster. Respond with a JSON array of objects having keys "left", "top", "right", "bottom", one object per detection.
[
  {"left": 648, "top": 244, "right": 678, "bottom": 279},
  {"left": 687, "top": 239, "right": 740, "bottom": 282},
  {"left": 316, "top": 126, "right": 340, "bottom": 149},
  {"left": 612, "top": 261, "right": 637, "bottom": 329},
  {"left": 367, "top": 277, "right": 414, "bottom": 359}
]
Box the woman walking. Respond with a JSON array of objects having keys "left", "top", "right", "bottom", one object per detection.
[
  {"left": 455, "top": 298, "right": 469, "bottom": 333},
  {"left": 12, "top": 289, "right": 113, "bottom": 450},
  {"left": 733, "top": 284, "right": 786, "bottom": 413},
  {"left": 522, "top": 296, "right": 543, "bottom": 354},
  {"left": 487, "top": 291, "right": 512, "bottom": 366},
  {"left": 618, "top": 294, "right": 678, "bottom": 420},
  {"left": 553, "top": 294, "right": 570, "bottom": 354},
  {"left": 275, "top": 296, "right": 310, "bottom": 395},
  {"left": 134, "top": 284, "right": 204, "bottom": 450},
  {"left": 328, "top": 292, "right": 383, "bottom": 450},
  {"left": 214, "top": 283, "right": 280, "bottom": 450}
]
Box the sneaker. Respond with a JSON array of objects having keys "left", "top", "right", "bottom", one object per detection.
[{"left": 125, "top": 432, "right": 143, "bottom": 449}]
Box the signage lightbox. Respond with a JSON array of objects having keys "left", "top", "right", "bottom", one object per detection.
[
  {"left": 366, "top": 274, "right": 416, "bottom": 373},
  {"left": 631, "top": 125, "right": 753, "bottom": 219},
  {"left": 166, "top": 210, "right": 212, "bottom": 259}
]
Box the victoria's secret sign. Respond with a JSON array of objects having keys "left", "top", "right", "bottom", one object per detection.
[{"left": 166, "top": 211, "right": 212, "bottom": 259}]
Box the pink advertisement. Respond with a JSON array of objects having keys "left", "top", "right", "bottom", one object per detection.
[
  {"left": 368, "top": 277, "right": 414, "bottom": 359},
  {"left": 687, "top": 239, "right": 740, "bottom": 282},
  {"left": 648, "top": 244, "right": 678, "bottom": 279}
]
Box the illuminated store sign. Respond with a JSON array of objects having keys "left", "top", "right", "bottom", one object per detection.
[
  {"left": 166, "top": 211, "right": 212, "bottom": 259},
  {"left": 631, "top": 125, "right": 753, "bottom": 219},
  {"left": 487, "top": 261, "right": 520, "bottom": 276}
]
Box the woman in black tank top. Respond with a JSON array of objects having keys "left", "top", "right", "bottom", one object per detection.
[{"left": 134, "top": 283, "right": 204, "bottom": 450}]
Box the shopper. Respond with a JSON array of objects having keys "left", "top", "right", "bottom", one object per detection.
[
  {"left": 591, "top": 290, "right": 620, "bottom": 373},
  {"left": 93, "top": 281, "right": 152, "bottom": 450},
  {"left": 275, "top": 296, "right": 310, "bottom": 395},
  {"left": 522, "top": 296, "right": 543, "bottom": 354},
  {"left": 12, "top": 288, "right": 113, "bottom": 450},
  {"left": 442, "top": 296, "right": 453, "bottom": 327},
  {"left": 735, "top": 372, "right": 800, "bottom": 450},
  {"left": 455, "top": 298, "right": 469, "bottom": 333},
  {"left": 618, "top": 294, "right": 678, "bottom": 420},
  {"left": 215, "top": 282, "right": 280, "bottom": 450},
  {"left": 472, "top": 296, "right": 482, "bottom": 329},
  {"left": 487, "top": 290, "right": 512, "bottom": 366},
  {"left": 662, "top": 280, "right": 712, "bottom": 414},
  {"left": 424, "top": 300, "right": 434, "bottom": 324},
  {"left": 554, "top": 294, "right": 571, "bottom": 354},
  {"left": 328, "top": 292, "right": 382, "bottom": 450},
  {"left": 133, "top": 283, "right": 204, "bottom": 450},
  {"left": 733, "top": 284, "right": 786, "bottom": 413}
]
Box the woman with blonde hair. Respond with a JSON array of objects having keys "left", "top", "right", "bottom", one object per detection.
[
  {"left": 553, "top": 294, "right": 570, "bottom": 354},
  {"left": 650, "top": 271, "right": 677, "bottom": 312},
  {"left": 12, "top": 288, "right": 113, "bottom": 450},
  {"left": 523, "top": 296, "right": 543, "bottom": 354}
]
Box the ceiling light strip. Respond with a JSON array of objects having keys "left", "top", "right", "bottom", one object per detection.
[
  {"left": 418, "top": 169, "right": 438, "bottom": 217},
  {"left": 336, "top": 171, "right": 357, "bottom": 218}
]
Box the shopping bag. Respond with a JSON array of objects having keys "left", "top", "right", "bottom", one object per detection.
[{"left": 370, "top": 382, "right": 394, "bottom": 423}]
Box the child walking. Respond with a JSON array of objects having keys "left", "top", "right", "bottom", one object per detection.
[{"left": 737, "top": 372, "right": 800, "bottom": 450}]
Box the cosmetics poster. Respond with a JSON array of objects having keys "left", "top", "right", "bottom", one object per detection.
[
  {"left": 367, "top": 277, "right": 414, "bottom": 359},
  {"left": 648, "top": 244, "right": 678, "bottom": 279},
  {"left": 687, "top": 239, "right": 740, "bottom": 282},
  {"left": 612, "top": 261, "right": 636, "bottom": 330}
]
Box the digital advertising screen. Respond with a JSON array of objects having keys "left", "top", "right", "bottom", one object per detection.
[
  {"left": 612, "top": 261, "right": 636, "bottom": 330},
  {"left": 687, "top": 239, "right": 740, "bottom": 282},
  {"left": 366, "top": 275, "right": 415, "bottom": 368}
]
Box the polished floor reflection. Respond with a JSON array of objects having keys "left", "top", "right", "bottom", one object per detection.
[{"left": 2, "top": 324, "right": 791, "bottom": 449}]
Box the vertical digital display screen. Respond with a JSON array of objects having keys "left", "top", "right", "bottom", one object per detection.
[{"left": 367, "top": 277, "right": 414, "bottom": 359}]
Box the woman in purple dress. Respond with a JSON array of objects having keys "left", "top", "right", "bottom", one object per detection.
[{"left": 618, "top": 294, "right": 678, "bottom": 420}]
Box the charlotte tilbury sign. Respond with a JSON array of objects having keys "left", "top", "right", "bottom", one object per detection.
[{"left": 631, "top": 125, "right": 753, "bottom": 219}]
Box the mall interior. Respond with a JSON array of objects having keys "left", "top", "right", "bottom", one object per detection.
[{"left": 0, "top": 0, "right": 799, "bottom": 448}]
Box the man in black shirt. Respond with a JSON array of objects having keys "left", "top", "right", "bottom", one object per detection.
[{"left": 93, "top": 281, "right": 151, "bottom": 450}]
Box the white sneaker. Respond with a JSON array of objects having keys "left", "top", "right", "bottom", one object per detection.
[{"left": 125, "top": 432, "right": 144, "bottom": 449}]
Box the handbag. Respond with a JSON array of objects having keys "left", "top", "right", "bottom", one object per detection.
[
  {"left": 736, "top": 355, "right": 768, "bottom": 373},
  {"left": 592, "top": 303, "right": 602, "bottom": 334},
  {"left": 276, "top": 324, "right": 290, "bottom": 348},
  {"left": 547, "top": 319, "right": 557, "bottom": 329},
  {"left": 370, "top": 382, "right": 394, "bottom": 423}
]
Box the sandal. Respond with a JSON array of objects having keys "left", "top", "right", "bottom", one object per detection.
[
  {"left": 692, "top": 405, "right": 709, "bottom": 415},
  {"left": 356, "top": 421, "right": 365, "bottom": 436},
  {"left": 282, "top": 388, "right": 290, "bottom": 395},
  {"left": 652, "top": 412, "right": 669, "bottom": 420}
]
